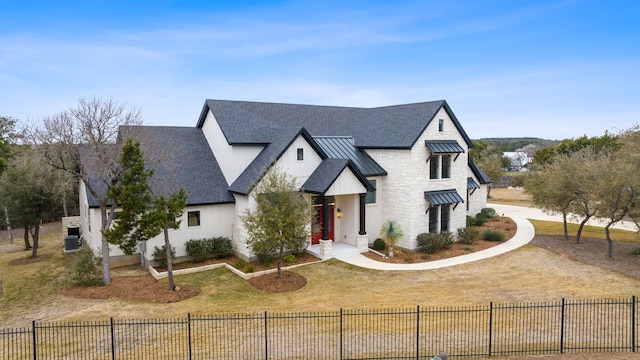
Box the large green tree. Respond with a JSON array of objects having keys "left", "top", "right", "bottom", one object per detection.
[{"left": 242, "top": 167, "right": 311, "bottom": 279}]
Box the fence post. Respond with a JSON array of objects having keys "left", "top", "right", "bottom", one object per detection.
[
  {"left": 340, "top": 308, "right": 343, "bottom": 360},
  {"left": 560, "top": 298, "right": 565, "bottom": 354},
  {"left": 416, "top": 305, "right": 420, "bottom": 360},
  {"left": 264, "top": 311, "right": 268, "bottom": 360},
  {"left": 31, "top": 320, "right": 36, "bottom": 360},
  {"left": 632, "top": 296, "right": 636, "bottom": 352},
  {"left": 188, "top": 313, "right": 192, "bottom": 360},
  {"left": 110, "top": 318, "right": 115, "bottom": 360},
  {"left": 488, "top": 302, "right": 493, "bottom": 357}
]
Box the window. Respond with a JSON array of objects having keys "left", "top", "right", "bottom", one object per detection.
[
  {"left": 428, "top": 206, "right": 438, "bottom": 233},
  {"left": 297, "top": 148, "right": 304, "bottom": 161},
  {"left": 365, "top": 180, "right": 377, "bottom": 204},
  {"left": 429, "top": 156, "right": 439, "bottom": 179},
  {"left": 187, "top": 211, "right": 201, "bottom": 227},
  {"left": 441, "top": 155, "right": 451, "bottom": 179},
  {"left": 440, "top": 205, "right": 450, "bottom": 232},
  {"left": 438, "top": 119, "right": 444, "bottom": 132}
]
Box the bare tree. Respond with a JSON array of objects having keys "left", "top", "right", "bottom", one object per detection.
[{"left": 23, "top": 97, "right": 142, "bottom": 284}]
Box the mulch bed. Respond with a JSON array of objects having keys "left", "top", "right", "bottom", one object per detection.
[
  {"left": 364, "top": 216, "right": 517, "bottom": 264},
  {"left": 247, "top": 271, "right": 308, "bottom": 292},
  {"left": 62, "top": 275, "right": 201, "bottom": 303}
]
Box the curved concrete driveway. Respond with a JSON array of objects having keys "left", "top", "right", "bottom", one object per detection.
[
  {"left": 335, "top": 203, "right": 639, "bottom": 270},
  {"left": 335, "top": 209, "right": 534, "bottom": 270}
]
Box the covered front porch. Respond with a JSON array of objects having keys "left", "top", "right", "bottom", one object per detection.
[{"left": 302, "top": 158, "right": 375, "bottom": 258}]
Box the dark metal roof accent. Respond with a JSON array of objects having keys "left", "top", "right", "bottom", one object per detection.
[
  {"left": 313, "top": 136, "right": 387, "bottom": 176},
  {"left": 197, "top": 99, "right": 474, "bottom": 150},
  {"left": 425, "top": 140, "right": 465, "bottom": 153},
  {"left": 302, "top": 158, "right": 375, "bottom": 195},
  {"left": 424, "top": 189, "right": 464, "bottom": 205},
  {"left": 467, "top": 177, "right": 480, "bottom": 189},
  {"left": 85, "top": 126, "right": 235, "bottom": 208},
  {"left": 468, "top": 158, "right": 493, "bottom": 184}
]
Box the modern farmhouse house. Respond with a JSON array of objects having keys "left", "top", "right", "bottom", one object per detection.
[{"left": 79, "top": 99, "right": 491, "bottom": 266}]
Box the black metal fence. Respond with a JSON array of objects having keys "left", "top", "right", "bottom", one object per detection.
[{"left": 1, "top": 297, "right": 638, "bottom": 359}]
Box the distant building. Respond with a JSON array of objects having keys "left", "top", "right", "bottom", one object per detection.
[{"left": 503, "top": 151, "right": 531, "bottom": 171}]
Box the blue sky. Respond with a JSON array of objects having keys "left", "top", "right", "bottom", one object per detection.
[{"left": 1, "top": 0, "right": 638, "bottom": 140}]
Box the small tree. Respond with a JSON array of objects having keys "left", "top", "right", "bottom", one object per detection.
[
  {"left": 103, "top": 138, "right": 153, "bottom": 255},
  {"left": 103, "top": 137, "right": 187, "bottom": 291},
  {"left": 143, "top": 190, "right": 188, "bottom": 291},
  {"left": 380, "top": 220, "right": 403, "bottom": 258},
  {"left": 242, "top": 167, "right": 311, "bottom": 279}
]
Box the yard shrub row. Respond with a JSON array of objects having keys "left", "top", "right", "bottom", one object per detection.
[
  {"left": 185, "top": 237, "right": 233, "bottom": 263},
  {"left": 416, "top": 231, "right": 455, "bottom": 254}
]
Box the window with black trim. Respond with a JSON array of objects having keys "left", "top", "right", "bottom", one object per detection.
[
  {"left": 428, "top": 206, "right": 438, "bottom": 233},
  {"left": 365, "top": 180, "right": 377, "bottom": 204},
  {"left": 187, "top": 211, "right": 201, "bottom": 227},
  {"left": 429, "top": 156, "right": 439, "bottom": 179},
  {"left": 440, "top": 205, "right": 450, "bottom": 232},
  {"left": 438, "top": 119, "right": 444, "bottom": 131},
  {"left": 297, "top": 148, "right": 304, "bottom": 161},
  {"left": 441, "top": 155, "right": 451, "bottom": 179}
]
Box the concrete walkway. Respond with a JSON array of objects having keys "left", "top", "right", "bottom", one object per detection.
[{"left": 334, "top": 203, "right": 638, "bottom": 270}]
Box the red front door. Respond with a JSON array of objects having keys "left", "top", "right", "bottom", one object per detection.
[{"left": 311, "top": 205, "right": 334, "bottom": 245}]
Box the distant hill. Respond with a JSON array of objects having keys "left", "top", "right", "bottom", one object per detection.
[{"left": 472, "top": 137, "right": 559, "bottom": 152}]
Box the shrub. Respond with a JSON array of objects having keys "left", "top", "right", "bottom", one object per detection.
[
  {"left": 481, "top": 207, "right": 497, "bottom": 218},
  {"left": 283, "top": 254, "right": 296, "bottom": 264},
  {"left": 206, "top": 237, "right": 233, "bottom": 258},
  {"left": 71, "top": 246, "right": 103, "bottom": 287},
  {"left": 185, "top": 239, "right": 209, "bottom": 263},
  {"left": 466, "top": 215, "right": 476, "bottom": 227},
  {"left": 475, "top": 212, "right": 488, "bottom": 226},
  {"left": 416, "top": 232, "right": 454, "bottom": 254},
  {"left": 153, "top": 245, "right": 176, "bottom": 269},
  {"left": 373, "top": 238, "right": 386, "bottom": 251},
  {"left": 246, "top": 265, "right": 254, "bottom": 273},
  {"left": 482, "top": 229, "right": 506, "bottom": 242},
  {"left": 630, "top": 247, "right": 640, "bottom": 256},
  {"left": 457, "top": 227, "right": 480, "bottom": 245},
  {"left": 234, "top": 258, "right": 246, "bottom": 269}
]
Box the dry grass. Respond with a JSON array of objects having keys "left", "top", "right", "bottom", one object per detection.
[
  {"left": 489, "top": 187, "right": 533, "bottom": 206},
  {"left": 2, "top": 218, "right": 640, "bottom": 331},
  {"left": 531, "top": 219, "right": 639, "bottom": 241}
]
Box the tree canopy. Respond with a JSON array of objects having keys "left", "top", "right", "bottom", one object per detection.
[{"left": 242, "top": 167, "right": 311, "bottom": 279}]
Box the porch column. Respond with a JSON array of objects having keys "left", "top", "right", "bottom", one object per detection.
[
  {"left": 356, "top": 193, "right": 368, "bottom": 250},
  {"left": 358, "top": 193, "right": 366, "bottom": 235},
  {"left": 322, "top": 195, "right": 330, "bottom": 239}
]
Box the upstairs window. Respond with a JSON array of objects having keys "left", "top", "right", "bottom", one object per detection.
[
  {"left": 438, "top": 119, "right": 444, "bottom": 132},
  {"left": 441, "top": 155, "right": 451, "bottom": 179},
  {"left": 429, "top": 156, "right": 439, "bottom": 179},
  {"left": 297, "top": 148, "right": 304, "bottom": 161}
]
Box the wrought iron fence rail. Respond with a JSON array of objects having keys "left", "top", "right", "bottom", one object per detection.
[{"left": 0, "top": 297, "right": 638, "bottom": 359}]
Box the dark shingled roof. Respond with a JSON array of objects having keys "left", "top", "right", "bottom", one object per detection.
[
  {"left": 302, "top": 158, "right": 375, "bottom": 195},
  {"left": 83, "top": 126, "right": 234, "bottom": 208},
  {"left": 197, "top": 99, "right": 473, "bottom": 149},
  {"left": 314, "top": 137, "right": 387, "bottom": 177},
  {"left": 468, "top": 158, "right": 493, "bottom": 184},
  {"left": 425, "top": 140, "right": 465, "bottom": 154},
  {"left": 424, "top": 189, "right": 464, "bottom": 205}
]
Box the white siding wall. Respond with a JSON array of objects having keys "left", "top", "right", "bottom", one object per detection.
[
  {"left": 275, "top": 135, "right": 323, "bottom": 187},
  {"left": 200, "top": 110, "right": 263, "bottom": 185},
  {"left": 364, "top": 176, "right": 383, "bottom": 243},
  {"left": 366, "top": 107, "right": 470, "bottom": 249},
  {"left": 143, "top": 203, "right": 235, "bottom": 262}
]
